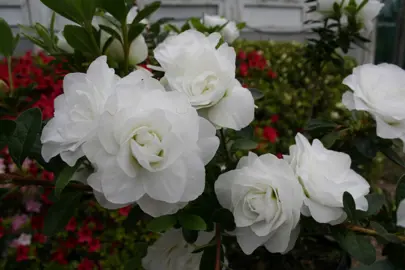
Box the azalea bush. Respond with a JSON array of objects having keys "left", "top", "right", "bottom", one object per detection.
[{"left": 0, "top": 0, "right": 404, "bottom": 270}]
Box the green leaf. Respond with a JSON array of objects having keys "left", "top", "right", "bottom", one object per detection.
[
  {"left": 231, "top": 139, "right": 258, "bottom": 151},
  {"left": 182, "top": 228, "right": 198, "bottom": 244},
  {"left": 8, "top": 108, "right": 42, "bottom": 167},
  {"left": 54, "top": 161, "right": 82, "bottom": 198},
  {"left": 133, "top": 1, "right": 161, "bottom": 24},
  {"left": 212, "top": 208, "right": 236, "bottom": 231},
  {"left": 99, "top": 24, "right": 123, "bottom": 43},
  {"left": 43, "top": 192, "right": 83, "bottom": 236},
  {"left": 123, "top": 243, "right": 148, "bottom": 270},
  {"left": 380, "top": 147, "right": 405, "bottom": 170},
  {"left": 396, "top": 174, "right": 405, "bottom": 205},
  {"left": 99, "top": 0, "right": 128, "bottom": 22},
  {"left": 236, "top": 22, "right": 247, "bottom": 30},
  {"left": 199, "top": 245, "right": 217, "bottom": 270},
  {"left": 189, "top": 18, "right": 206, "bottom": 32},
  {"left": 123, "top": 205, "right": 143, "bottom": 232},
  {"left": 370, "top": 221, "right": 401, "bottom": 244},
  {"left": 353, "top": 260, "right": 395, "bottom": 270},
  {"left": 248, "top": 88, "right": 264, "bottom": 100},
  {"left": 0, "top": 120, "right": 16, "bottom": 149},
  {"left": 355, "top": 137, "right": 378, "bottom": 159},
  {"left": 305, "top": 119, "right": 338, "bottom": 131},
  {"left": 64, "top": 25, "right": 97, "bottom": 54},
  {"left": 365, "top": 193, "right": 385, "bottom": 216},
  {"left": 40, "top": 0, "right": 82, "bottom": 25},
  {"left": 343, "top": 191, "right": 357, "bottom": 223},
  {"left": 321, "top": 131, "right": 339, "bottom": 148},
  {"left": 0, "top": 18, "right": 14, "bottom": 56},
  {"left": 128, "top": 23, "right": 146, "bottom": 43},
  {"left": 178, "top": 214, "right": 207, "bottom": 231},
  {"left": 341, "top": 232, "right": 376, "bottom": 265},
  {"left": 146, "top": 215, "right": 177, "bottom": 232}
]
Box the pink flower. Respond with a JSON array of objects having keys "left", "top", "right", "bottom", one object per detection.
[
  {"left": 10, "top": 233, "right": 31, "bottom": 247},
  {"left": 25, "top": 200, "right": 41, "bottom": 213},
  {"left": 12, "top": 215, "right": 28, "bottom": 231}
]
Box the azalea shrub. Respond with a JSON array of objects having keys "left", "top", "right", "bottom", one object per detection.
[{"left": 0, "top": 0, "right": 404, "bottom": 270}]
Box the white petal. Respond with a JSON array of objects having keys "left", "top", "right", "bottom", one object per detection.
[
  {"left": 214, "top": 170, "right": 238, "bottom": 210},
  {"left": 197, "top": 117, "right": 219, "bottom": 165},
  {"left": 94, "top": 190, "right": 130, "bottom": 209},
  {"left": 180, "top": 154, "right": 205, "bottom": 201},
  {"left": 342, "top": 91, "right": 355, "bottom": 110},
  {"left": 129, "top": 35, "right": 148, "bottom": 65},
  {"left": 208, "top": 83, "right": 254, "bottom": 130},
  {"left": 60, "top": 147, "right": 84, "bottom": 166},
  {"left": 235, "top": 227, "right": 270, "bottom": 255},
  {"left": 397, "top": 199, "right": 405, "bottom": 228},
  {"left": 305, "top": 199, "right": 346, "bottom": 224},
  {"left": 138, "top": 195, "right": 187, "bottom": 217}
]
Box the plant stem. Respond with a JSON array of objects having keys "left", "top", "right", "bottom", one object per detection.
[
  {"left": 86, "top": 23, "right": 101, "bottom": 57},
  {"left": 345, "top": 224, "right": 405, "bottom": 242},
  {"left": 0, "top": 173, "right": 92, "bottom": 191},
  {"left": 219, "top": 129, "right": 232, "bottom": 168},
  {"left": 122, "top": 21, "right": 130, "bottom": 76},
  {"left": 7, "top": 56, "right": 14, "bottom": 94},
  {"left": 215, "top": 223, "right": 222, "bottom": 270}
]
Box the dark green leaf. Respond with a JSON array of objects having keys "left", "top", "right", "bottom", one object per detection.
[
  {"left": 123, "top": 243, "right": 148, "bottom": 270},
  {"left": 146, "top": 215, "right": 177, "bottom": 232},
  {"left": 0, "top": 120, "right": 16, "bottom": 149},
  {"left": 64, "top": 25, "right": 97, "bottom": 54},
  {"left": 178, "top": 214, "right": 207, "bottom": 231},
  {"left": 40, "top": 0, "right": 82, "bottom": 25},
  {"left": 0, "top": 18, "right": 14, "bottom": 56},
  {"left": 182, "top": 228, "right": 198, "bottom": 244},
  {"left": 353, "top": 260, "right": 395, "bottom": 270},
  {"left": 365, "top": 193, "right": 385, "bottom": 216},
  {"left": 231, "top": 139, "right": 258, "bottom": 151},
  {"left": 43, "top": 192, "right": 83, "bottom": 236},
  {"left": 54, "top": 160, "right": 82, "bottom": 198},
  {"left": 305, "top": 119, "right": 338, "bottom": 131},
  {"left": 355, "top": 137, "right": 378, "bottom": 159},
  {"left": 212, "top": 208, "right": 236, "bottom": 231},
  {"left": 9, "top": 108, "right": 42, "bottom": 167},
  {"left": 321, "top": 131, "right": 339, "bottom": 148},
  {"left": 123, "top": 205, "right": 143, "bottom": 232},
  {"left": 370, "top": 221, "right": 401, "bottom": 244},
  {"left": 133, "top": 1, "right": 161, "bottom": 24},
  {"left": 341, "top": 232, "right": 376, "bottom": 265},
  {"left": 396, "top": 174, "right": 405, "bottom": 205},
  {"left": 99, "top": 0, "right": 128, "bottom": 22},
  {"left": 343, "top": 191, "right": 357, "bottom": 223},
  {"left": 381, "top": 147, "right": 405, "bottom": 170},
  {"left": 199, "top": 245, "right": 217, "bottom": 270},
  {"left": 189, "top": 18, "right": 206, "bottom": 32},
  {"left": 128, "top": 23, "right": 146, "bottom": 43},
  {"left": 248, "top": 88, "right": 264, "bottom": 100},
  {"left": 99, "top": 24, "right": 123, "bottom": 43}
]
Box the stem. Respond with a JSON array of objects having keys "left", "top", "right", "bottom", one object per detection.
[
  {"left": 85, "top": 23, "right": 101, "bottom": 57},
  {"left": 7, "top": 57, "right": 14, "bottom": 94},
  {"left": 345, "top": 224, "right": 405, "bottom": 242},
  {"left": 215, "top": 223, "right": 222, "bottom": 270},
  {"left": 219, "top": 129, "right": 232, "bottom": 168},
  {"left": 122, "top": 22, "right": 130, "bottom": 76},
  {"left": 0, "top": 173, "right": 92, "bottom": 191}
]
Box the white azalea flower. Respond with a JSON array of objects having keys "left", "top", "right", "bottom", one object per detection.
[
  {"left": 142, "top": 229, "right": 213, "bottom": 270},
  {"left": 215, "top": 152, "right": 304, "bottom": 255},
  {"left": 397, "top": 199, "right": 405, "bottom": 228},
  {"left": 154, "top": 30, "right": 254, "bottom": 130},
  {"left": 202, "top": 14, "right": 240, "bottom": 44},
  {"left": 285, "top": 133, "right": 370, "bottom": 225},
  {"left": 95, "top": 6, "right": 148, "bottom": 65},
  {"left": 82, "top": 69, "right": 219, "bottom": 216},
  {"left": 41, "top": 56, "right": 118, "bottom": 166},
  {"left": 342, "top": 63, "right": 405, "bottom": 149}
]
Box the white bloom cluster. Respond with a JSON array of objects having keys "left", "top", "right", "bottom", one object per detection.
[{"left": 202, "top": 14, "right": 240, "bottom": 44}]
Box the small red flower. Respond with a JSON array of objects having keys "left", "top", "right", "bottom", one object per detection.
[
  {"left": 51, "top": 250, "right": 68, "bottom": 265},
  {"left": 0, "top": 226, "right": 4, "bottom": 238},
  {"left": 271, "top": 115, "right": 279, "bottom": 123},
  {"left": 78, "top": 226, "right": 93, "bottom": 243},
  {"left": 65, "top": 217, "right": 77, "bottom": 232},
  {"left": 78, "top": 258, "right": 96, "bottom": 270},
  {"left": 237, "top": 51, "right": 247, "bottom": 60},
  {"left": 63, "top": 237, "right": 77, "bottom": 249},
  {"left": 30, "top": 215, "right": 44, "bottom": 231},
  {"left": 118, "top": 205, "right": 132, "bottom": 217},
  {"left": 239, "top": 63, "right": 248, "bottom": 77},
  {"left": 33, "top": 233, "right": 47, "bottom": 244},
  {"left": 276, "top": 153, "right": 283, "bottom": 159},
  {"left": 267, "top": 69, "right": 277, "bottom": 79},
  {"left": 16, "top": 245, "right": 30, "bottom": 262},
  {"left": 88, "top": 238, "right": 101, "bottom": 253},
  {"left": 41, "top": 188, "right": 53, "bottom": 205},
  {"left": 263, "top": 127, "right": 278, "bottom": 143}
]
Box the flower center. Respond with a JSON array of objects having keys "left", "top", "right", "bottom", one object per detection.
[{"left": 130, "top": 127, "right": 165, "bottom": 170}]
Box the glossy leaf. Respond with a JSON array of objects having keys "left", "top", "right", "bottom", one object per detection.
[
  {"left": 146, "top": 215, "right": 177, "bottom": 232},
  {"left": 64, "top": 25, "right": 97, "bottom": 54},
  {"left": 0, "top": 120, "right": 16, "bottom": 149},
  {"left": 99, "top": 0, "right": 128, "bottom": 22},
  {"left": 178, "top": 214, "right": 207, "bottom": 231},
  {"left": 343, "top": 191, "right": 357, "bottom": 223},
  {"left": 396, "top": 174, "right": 405, "bottom": 205},
  {"left": 54, "top": 160, "right": 82, "bottom": 198},
  {"left": 341, "top": 232, "right": 376, "bottom": 265},
  {"left": 0, "top": 18, "right": 14, "bottom": 56},
  {"left": 133, "top": 1, "right": 160, "bottom": 24}
]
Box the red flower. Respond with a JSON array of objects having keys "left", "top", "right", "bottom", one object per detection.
[
  {"left": 239, "top": 63, "right": 248, "bottom": 77},
  {"left": 63, "top": 237, "right": 77, "bottom": 249},
  {"left": 16, "top": 245, "right": 29, "bottom": 262},
  {"left": 237, "top": 51, "right": 247, "bottom": 60},
  {"left": 33, "top": 233, "right": 47, "bottom": 244},
  {"left": 267, "top": 69, "right": 277, "bottom": 79},
  {"left": 263, "top": 127, "right": 278, "bottom": 143},
  {"left": 78, "top": 258, "right": 96, "bottom": 270},
  {"left": 118, "top": 205, "right": 132, "bottom": 217},
  {"left": 84, "top": 217, "right": 103, "bottom": 231},
  {"left": 65, "top": 217, "right": 77, "bottom": 232},
  {"left": 51, "top": 250, "right": 68, "bottom": 265},
  {"left": 271, "top": 115, "right": 279, "bottom": 123},
  {"left": 41, "top": 188, "right": 53, "bottom": 204},
  {"left": 0, "top": 226, "right": 4, "bottom": 238},
  {"left": 276, "top": 153, "right": 283, "bottom": 159},
  {"left": 88, "top": 238, "right": 101, "bottom": 253},
  {"left": 78, "top": 226, "right": 93, "bottom": 243},
  {"left": 30, "top": 215, "right": 44, "bottom": 231}
]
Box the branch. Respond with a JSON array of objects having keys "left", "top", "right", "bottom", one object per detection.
[
  {"left": 215, "top": 223, "right": 222, "bottom": 270},
  {"left": 0, "top": 173, "right": 92, "bottom": 191},
  {"left": 345, "top": 224, "right": 405, "bottom": 242}
]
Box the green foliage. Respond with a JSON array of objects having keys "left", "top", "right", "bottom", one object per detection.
[
  {"left": 54, "top": 160, "right": 82, "bottom": 198},
  {"left": 178, "top": 214, "right": 207, "bottom": 231},
  {"left": 146, "top": 215, "right": 177, "bottom": 232},
  {"left": 0, "top": 19, "right": 17, "bottom": 56}
]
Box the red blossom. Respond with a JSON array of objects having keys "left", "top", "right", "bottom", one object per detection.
[
  {"left": 237, "top": 51, "right": 247, "bottom": 60},
  {"left": 0, "top": 226, "right": 4, "bottom": 238},
  {"left": 65, "top": 217, "right": 77, "bottom": 232},
  {"left": 78, "top": 258, "right": 96, "bottom": 270},
  {"left": 271, "top": 115, "right": 279, "bottom": 123},
  {"left": 16, "top": 245, "right": 30, "bottom": 262},
  {"left": 276, "top": 153, "right": 284, "bottom": 159},
  {"left": 88, "top": 238, "right": 101, "bottom": 253},
  {"left": 267, "top": 69, "right": 277, "bottom": 79},
  {"left": 263, "top": 127, "right": 278, "bottom": 143},
  {"left": 41, "top": 188, "right": 54, "bottom": 204},
  {"left": 30, "top": 215, "right": 44, "bottom": 231},
  {"left": 63, "top": 237, "right": 77, "bottom": 249},
  {"left": 33, "top": 233, "right": 47, "bottom": 244},
  {"left": 239, "top": 63, "right": 248, "bottom": 77},
  {"left": 118, "top": 205, "right": 132, "bottom": 216},
  {"left": 51, "top": 250, "right": 68, "bottom": 265},
  {"left": 78, "top": 226, "right": 93, "bottom": 243}
]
